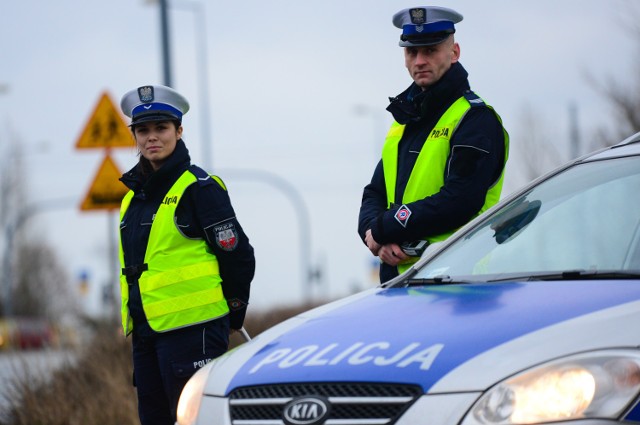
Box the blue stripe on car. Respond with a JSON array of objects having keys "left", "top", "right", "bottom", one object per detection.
[{"left": 227, "top": 281, "right": 640, "bottom": 394}]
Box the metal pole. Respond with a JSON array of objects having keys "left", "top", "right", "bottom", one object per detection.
[
  {"left": 170, "top": 0, "right": 213, "bottom": 170},
  {"left": 239, "top": 327, "right": 251, "bottom": 342},
  {"left": 108, "top": 210, "right": 120, "bottom": 321},
  {"left": 569, "top": 102, "right": 580, "bottom": 159},
  {"left": 2, "top": 225, "right": 15, "bottom": 317},
  {"left": 353, "top": 104, "right": 386, "bottom": 156},
  {"left": 220, "top": 169, "right": 313, "bottom": 302},
  {"left": 194, "top": 4, "right": 213, "bottom": 170},
  {"left": 159, "top": 0, "right": 173, "bottom": 87}
]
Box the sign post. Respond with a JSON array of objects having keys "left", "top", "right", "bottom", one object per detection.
[
  {"left": 75, "top": 90, "right": 133, "bottom": 319},
  {"left": 80, "top": 155, "right": 129, "bottom": 211}
]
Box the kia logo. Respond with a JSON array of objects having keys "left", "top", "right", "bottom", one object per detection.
[{"left": 282, "top": 396, "right": 331, "bottom": 425}]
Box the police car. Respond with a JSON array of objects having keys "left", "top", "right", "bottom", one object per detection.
[{"left": 177, "top": 132, "right": 640, "bottom": 425}]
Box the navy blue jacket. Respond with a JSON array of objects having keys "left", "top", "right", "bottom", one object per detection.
[
  {"left": 120, "top": 139, "right": 255, "bottom": 334},
  {"left": 358, "top": 62, "right": 506, "bottom": 282}
]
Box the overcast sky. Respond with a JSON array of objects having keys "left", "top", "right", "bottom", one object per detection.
[{"left": 1, "top": 0, "right": 637, "bottom": 316}]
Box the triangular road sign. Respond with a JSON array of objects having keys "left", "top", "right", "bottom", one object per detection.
[
  {"left": 75, "top": 91, "right": 134, "bottom": 149},
  {"left": 80, "top": 155, "right": 129, "bottom": 211}
]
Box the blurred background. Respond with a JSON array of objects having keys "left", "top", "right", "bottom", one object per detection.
[
  {"left": 0, "top": 0, "right": 639, "bottom": 334},
  {"left": 3, "top": 2, "right": 640, "bottom": 421}
]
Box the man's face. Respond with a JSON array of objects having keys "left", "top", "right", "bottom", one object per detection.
[{"left": 404, "top": 37, "right": 460, "bottom": 89}]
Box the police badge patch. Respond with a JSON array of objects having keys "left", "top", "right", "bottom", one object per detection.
[
  {"left": 409, "top": 8, "right": 426, "bottom": 24},
  {"left": 394, "top": 205, "right": 412, "bottom": 228},
  {"left": 138, "top": 86, "right": 154, "bottom": 102},
  {"left": 215, "top": 222, "right": 238, "bottom": 251},
  {"left": 227, "top": 298, "right": 247, "bottom": 311}
]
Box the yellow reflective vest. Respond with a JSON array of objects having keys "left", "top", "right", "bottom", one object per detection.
[
  {"left": 118, "top": 170, "right": 229, "bottom": 335},
  {"left": 382, "top": 93, "right": 509, "bottom": 273}
]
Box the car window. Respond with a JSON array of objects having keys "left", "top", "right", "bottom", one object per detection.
[{"left": 415, "top": 156, "right": 640, "bottom": 280}]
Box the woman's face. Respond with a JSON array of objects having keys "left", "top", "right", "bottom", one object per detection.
[{"left": 133, "top": 120, "right": 182, "bottom": 171}]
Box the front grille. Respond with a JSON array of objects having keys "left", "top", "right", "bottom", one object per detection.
[{"left": 229, "top": 382, "right": 422, "bottom": 425}]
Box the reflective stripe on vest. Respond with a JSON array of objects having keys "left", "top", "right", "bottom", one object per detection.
[
  {"left": 382, "top": 94, "right": 509, "bottom": 273},
  {"left": 118, "top": 170, "right": 229, "bottom": 335}
]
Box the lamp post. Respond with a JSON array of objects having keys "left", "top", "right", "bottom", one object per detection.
[
  {"left": 159, "top": 0, "right": 173, "bottom": 87},
  {"left": 143, "top": 2, "right": 317, "bottom": 301},
  {"left": 170, "top": 0, "right": 213, "bottom": 170},
  {"left": 220, "top": 168, "right": 315, "bottom": 302},
  {"left": 569, "top": 102, "right": 581, "bottom": 159},
  {"left": 145, "top": 0, "right": 213, "bottom": 170},
  {"left": 353, "top": 103, "right": 387, "bottom": 157}
]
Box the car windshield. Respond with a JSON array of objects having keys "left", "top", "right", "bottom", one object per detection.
[{"left": 413, "top": 155, "right": 640, "bottom": 282}]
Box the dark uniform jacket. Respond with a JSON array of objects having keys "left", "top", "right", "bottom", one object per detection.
[
  {"left": 358, "top": 62, "right": 506, "bottom": 282},
  {"left": 120, "top": 139, "right": 255, "bottom": 335}
]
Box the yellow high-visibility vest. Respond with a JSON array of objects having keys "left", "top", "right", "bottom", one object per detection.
[
  {"left": 118, "top": 170, "right": 229, "bottom": 335},
  {"left": 382, "top": 93, "right": 509, "bottom": 273}
]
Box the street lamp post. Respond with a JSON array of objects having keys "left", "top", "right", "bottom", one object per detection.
[
  {"left": 220, "top": 168, "right": 315, "bottom": 302},
  {"left": 353, "top": 103, "right": 387, "bottom": 157},
  {"left": 144, "top": 2, "right": 317, "bottom": 302},
  {"left": 146, "top": 0, "right": 213, "bottom": 170},
  {"left": 170, "top": 0, "right": 213, "bottom": 170},
  {"left": 159, "top": 0, "right": 173, "bottom": 87}
]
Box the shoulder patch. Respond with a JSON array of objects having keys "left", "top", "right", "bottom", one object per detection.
[
  {"left": 463, "top": 90, "right": 486, "bottom": 108},
  {"left": 227, "top": 298, "right": 248, "bottom": 311},
  {"left": 188, "top": 165, "right": 227, "bottom": 190},
  {"left": 394, "top": 204, "right": 412, "bottom": 228},
  {"left": 210, "top": 175, "right": 227, "bottom": 191},
  {"left": 214, "top": 222, "right": 239, "bottom": 251}
]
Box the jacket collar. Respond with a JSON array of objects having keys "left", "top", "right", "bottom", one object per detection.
[
  {"left": 387, "top": 62, "right": 470, "bottom": 124},
  {"left": 120, "top": 138, "right": 191, "bottom": 195}
]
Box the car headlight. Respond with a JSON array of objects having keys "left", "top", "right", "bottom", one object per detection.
[
  {"left": 462, "top": 350, "right": 640, "bottom": 425},
  {"left": 176, "top": 361, "right": 215, "bottom": 425}
]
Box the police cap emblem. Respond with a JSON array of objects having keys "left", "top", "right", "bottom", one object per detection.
[
  {"left": 409, "top": 8, "right": 426, "bottom": 24},
  {"left": 282, "top": 396, "right": 330, "bottom": 425},
  {"left": 138, "top": 86, "right": 154, "bottom": 102}
]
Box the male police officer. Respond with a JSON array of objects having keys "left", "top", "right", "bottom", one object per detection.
[{"left": 358, "top": 6, "right": 509, "bottom": 283}]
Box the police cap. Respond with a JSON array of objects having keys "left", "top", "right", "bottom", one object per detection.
[
  {"left": 393, "top": 6, "right": 463, "bottom": 47},
  {"left": 120, "top": 84, "right": 190, "bottom": 126}
]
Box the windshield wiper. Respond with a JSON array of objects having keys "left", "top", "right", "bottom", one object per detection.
[
  {"left": 404, "top": 275, "right": 474, "bottom": 286},
  {"left": 487, "top": 270, "right": 640, "bottom": 282},
  {"left": 403, "top": 270, "right": 640, "bottom": 286}
]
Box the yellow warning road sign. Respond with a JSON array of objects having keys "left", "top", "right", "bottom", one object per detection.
[
  {"left": 80, "top": 155, "right": 129, "bottom": 211},
  {"left": 75, "top": 91, "right": 134, "bottom": 149}
]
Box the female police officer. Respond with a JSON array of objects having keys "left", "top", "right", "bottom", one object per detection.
[{"left": 119, "top": 84, "right": 255, "bottom": 425}]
